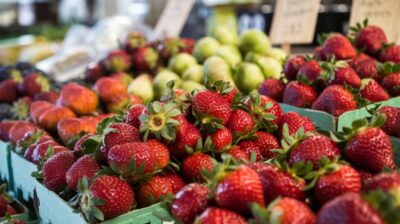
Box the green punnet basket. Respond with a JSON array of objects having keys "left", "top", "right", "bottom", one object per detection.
[
  {"left": 10, "top": 150, "right": 37, "bottom": 201},
  {"left": 279, "top": 103, "right": 336, "bottom": 131},
  {"left": 0, "top": 141, "right": 12, "bottom": 187},
  {"left": 0, "top": 198, "right": 29, "bottom": 223},
  {"left": 35, "top": 180, "right": 173, "bottom": 224}
]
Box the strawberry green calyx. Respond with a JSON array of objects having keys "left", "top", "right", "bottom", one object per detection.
[
  {"left": 10, "top": 98, "right": 30, "bottom": 120},
  {"left": 320, "top": 59, "right": 348, "bottom": 84},
  {"left": 242, "top": 92, "right": 277, "bottom": 132},
  {"left": 301, "top": 156, "right": 341, "bottom": 191},
  {"left": 363, "top": 188, "right": 400, "bottom": 224},
  {"left": 205, "top": 80, "right": 233, "bottom": 95},
  {"left": 161, "top": 80, "right": 192, "bottom": 115},
  {"left": 250, "top": 198, "right": 282, "bottom": 224},
  {"left": 185, "top": 136, "right": 213, "bottom": 155},
  {"left": 140, "top": 101, "right": 181, "bottom": 142}
]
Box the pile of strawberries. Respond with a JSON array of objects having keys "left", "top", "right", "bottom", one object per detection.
[
  {"left": 259, "top": 20, "right": 400, "bottom": 117},
  {"left": 0, "top": 184, "right": 24, "bottom": 224}
]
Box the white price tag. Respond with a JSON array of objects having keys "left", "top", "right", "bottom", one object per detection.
[
  {"left": 269, "top": 0, "right": 320, "bottom": 44},
  {"left": 154, "top": 0, "right": 195, "bottom": 37},
  {"left": 349, "top": 0, "right": 400, "bottom": 43}
]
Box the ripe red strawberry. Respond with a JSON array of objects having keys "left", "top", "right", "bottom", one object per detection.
[
  {"left": 282, "top": 81, "right": 317, "bottom": 107},
  {"left": 0, "top": 120, "right": 17, "bottom": 141},
  {"left": 254, "top": 131, "right": 280, "bottom": 159},
  {"left": 380, "top": 73, "right": 400, "bottom": 96},
  {"left": 315, "top": 164, "right": 361, "bottom": 205},
  {"left": 353, "top": 58, "right": 381, "bottom": 81},
  {"left": 237, "top": 140, "right": 263, "bottom": 161},
  {"left": 379, "top": 45, "right": 400, "bottom": 63},
  {"left": 42, "top": 151, "right": 75, "bottom": 193},
  {"left": 363, "top": 172, "right": 400, "bottom": 192},
  {"left": 346, "top": 127, "right": 396, "bottom": 173},
  {"left": 137, "top": 175, "right": 174, "bottom": 207},
  {"left": 147, "top": 139, "right": 170, "bottom": 170},
  {"left": 227, "top": 109, "right": 254, "bottom": 135},
  {"left": 258, "top": 79, "right": 285, "bottom": 102},
  {"left": 221, "top": 87, "right": 238, "bottom": 105},
  {"left": 181, "top": 153, "right": 216, "bottom": 183},
  {"left": 93, "top": 77, "right": 127, "bottom": 103},
  {"left": 317, "top": 193, "right": 384, "bottom": 224},
  {"left": 328, "top": 66, "right": 362, "bottom": 88},
  {"left": 125, "top": 104, "right": 145, "bottom": 128},
  {"left": 103, "top": 50, "right": 131, "bottom": 72},
  {"left": 0, "top": 79, "right": 18, "bottom": 103},
  {"left": 82, "top": 175, "right": 134, "bottom": 220},
  {"left": 314, "top": 45, "right": 327, "bottom": 60},
  {"left": 227, "top": 146, "right": 249, "bottom": 162},
  {"left": 208, "top": 127, "right": 232, "bottom": 152},
  {"left": 289, "top": 134, "right": 341, "bottom": 169},
  {"left": 171, "top": 183, "right": 210, "bottom": 224},
  {"left": 170, "top": 118, "right": 201, "bottom": 159},
  {"left": 59, "top": 83, "right": 98, "bottom": 115},
  {"left": 84, "top": 62, "right": 105, "bottom": 83},
  {"left": 57, "top": 118, "right": 96, "bottom": 145},
  {"left": 38, "top": 107, "right": 76, "bottom": 132},
  {"left": 18, "top": 72, "right": 50, "bottom": 97},
  {"left": 107, "top": 142, "right": 156, "bottom": 179},
  {"left": 197, "top": 207, "right": 247, "bottom": 224},
  {"left": 355, "top": 167, "right": 374, "bottom": 182},
  {"left": 278, "top": 111, "right": 316, "bottom": 138},
  {"left": 6, "top": 205, "right": 16, "bottom": 215},
  {"left": 250, "top": 163, "right": 306, "bottom": 203},
  {"left": 214, "top": 165, "right": 265, "bottom": 214},
  {"left": 297, "top": 60, "right": 322, "bottom": 83},
  {"left": 161, "top": 171, "right": 185, "bottom": 194},
  {"left": 131, "top": 47, "right": 159, "bottom": 72},
  {"left": 360, "top": 79, "right": 389, "bottom": 103},
  {"left": 32, "top": 144, "right": 68, "bottom": 165},
  {"left": 192, "top": 90, "right": 231, "bottom": 125},
  {"left": 323, "top": 34, "right": 356, "bottom": 60},
  {"left": 65, "top": 155, "right": 100, "bottom": 191},
  {"left": 8, "top": 121, "right": 36, "bottom": 145},
  {"left": 355, "top": 25, "right": 387, "bottom": 55},
  {"left": 284, "top": 55, "right": 306, "bottom": 80},
  {"left": 29, "top": 101, "right": 54, "bottom": 124},
  {"left": 245, "top": 95, "right": 283, "bottom": 127},
  {"left": 311, "top": 85, "right": 357, "bottom": 116},
  {"left": 103, "top": 123, "right": 140, "bottom": 149},
  {"left": 33, "top": 90, "right": 59, "bottom": 104},
  {"left": 378, "top": 106, "right": 400, "bottom": 136}
]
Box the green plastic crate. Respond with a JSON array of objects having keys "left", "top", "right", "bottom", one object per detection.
[
  {"left": 0, "top": 198, "right": 29, "bottom": 223},
  {"left": 10, "top": 150, "right": 37, "bottom": 201},
  {"left": 35, "top": 180, "right": 172, "bottom": 224},
  {"left": 0, "top": 141, "right": 12, "bottom": 186}
]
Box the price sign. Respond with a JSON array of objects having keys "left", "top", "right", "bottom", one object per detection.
[
  {"left": 349, "top": 0, "right": 400, "bottom": 42},
  {"left": 270, "top": 0, "right": 320, "bottom": 45},
  {"left": 154, "top": 0, "right": 195, "bottom": 37}
]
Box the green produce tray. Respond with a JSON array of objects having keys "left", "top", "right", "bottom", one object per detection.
[
  {"left": 0, "top": 141, "right": 12, "bottom": 187},
  {"left": 35, "top": 180, "right": 172, "bottom": 224},
  {"left": 10, "top": 150, "right": 37, "bottom": 201},
  {"left": 279, "top": 103, "right": 336, "bottom": 131},
  {"left": 0, "top": 198, "right": 29, "bottom": 223}
]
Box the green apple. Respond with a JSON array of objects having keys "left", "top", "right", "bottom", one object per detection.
[
  {"left": 182, "top": 64, "right": 203, "bottom": 83},
  {"left": 212, "top": 26, "right": 239, "bottom": 46},
  {"left": 203, "top": 56, "right": 235, "bottom": 87},
  {"left": 179, "top": 81, "right": 205, "bottom": 93},
  {"left": 127, "top": 74, "right": 154, "bottom": 103},
  {"left": 154, "top": 69, "right": 181, "bottom": 98},
  {"left": 239, "top": 29, "right": 271, "bottom": 55},
  {"left": 214, "top": 45, "right": 242, "bottom": 68},
  {"left": 168, "top": 53, "right": 197, "bottom": 75},
  {"left": 266, "top": 47, "right": 287, "bottom": 65},
  {"left": 245, "top": 53, "right": 283, "bottom": 80},
  {"left": 233, "top": 62, "right": 264, "bottom": 93},
  {"left": 193, "top": 37, "right": 221, "bottom": 63}
]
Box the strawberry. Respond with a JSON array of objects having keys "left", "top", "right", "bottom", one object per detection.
[
  {"left": 93, "top": 77, "right": 127, "bottom": 103},
  {"left": 244, "top": 94, "right": 283, "bottom": 129},
  {"left": 282, "top": 81, "right": 317, "bottom": 108},
  {"left": 322, "top": 34, "right": 356, "bottom": 60},
  {"left": 221, "top": 87, "right": 238, "bottom": 105},
  {"left": 107, "top": 142, "right": 156, "bottom": 179},
  {"left": 159, "top": 37, "right": 195, "bottom": 60},
  {"left": 124, "top": 104, "right": 145, "bottom": 128},
  {"left": 18, "top": 72, "right": 50, "bottom": 97},
  {"left": 0, "top": 80, "right": 18, "bottom": 103},
  {"left": 79, "top": 175, "right": 134, "bottom": 220},
  {"left": 214, "top": 164, "right": 265, "bottom": 214},
  {"left": 192, "top": 90, "right": 231, "bottom": 126},
  {"left": 378, "top": 106, "right": 400, "bottom": 136},
  {"left": 288, "top": 134, "right": 341, "bottom": 169},
  {"left": 254, "top": 131, "right": 280, "bottom": 159},
  {"left": 32, "top": 144, "right": 67, "bottom": 165},
  {"left": 59, "top": 83, "right": 98, "bottom": 115},
  {"left": 33, "top": 91, "right": 59, "bottom": 104},
  {"left": 66, "top": 155, "right": 100, "bottom": 191},
  {"left": 360, "top": 78, "right": 389, "bottom": 103},
  {"left": 353, "top": 58, "right": 381, "bottom": 80},
  {"left": 170, "top": 183, "right": 210, "bottom": 224},
  {"left": 73, "top": 133, "right": 94, "bottom": 152},
  {"left": 170, "top": 117, "right": 201, "bottom": 159},
  {"left": 0, "top": 120, "right": 17, "bottom": 141},
  {"left": 38, "top": 107, "right": 76, "bottom": 132},
  {"left": 197, "top": 207, "right": 247, "bottom": 224},
  {"left": 123, "top": 31, "right": 146, "bottom": 52},
  {"left": 311, "top": 85, "right": 357, "bottom": 116},
  {"left": 237, "top": 140, "right": 263, "bottom": 161},
  {"left": 314, "top": 45, "right": 327, "bottom": 60},
  {"left": 317, "top": 193, "right": 384, "bottom": 224},
  {"left": 250, "top": 163, "right": 306, "bottom": 203},
  {"left": 6, "top": 205, "right": 16, "bottom": 215},
  {"left": 131, "top": 47, "right": 159, "bottom": 72},
  {"left": 42, "top": 150, "right": 75, "bottom": 193},
  {"left": 0, "top": 184, "right": 13, "bottom": 217},
  {"left": 105, "top": 94, "right": 131, "bottom": 113},
  {"left": 227, "top": 146, "right": 249, "bottom": 162},
  {"left": 181, "top": 153, "right": 216, "bottom": 183},
  {"left": 355, "top": 167, "right": 374, "bottom": 182},
  {"left": 363, "top": 172, "right": 400, "bottom": 192},
  {"left": 379, "top": 45, "right": 400, "bottom": 63},
  {"left": 29, "top": 101, "right": 54, "bottom": 124},
  {"left": 328, "top": 66, "right": 362, "bottom": 88},
  {"left": 315, "top": 164, "right": 361, "bottom": 205},
  {"left": 354, "top": 25, "right": 387, "bottom": 55},
  {"left": 57, "top": 118, "right": 96, "bottom": 145},
  {"left": 147, "top": 139, "right": 170, "bottom": 170},
  {"left": 84, "top": 62, "right": 105, "bottom": 83},
  {"left": 161, "top": 171, "right": 185, "bottom": 194},
  {"left": 284, "top": 55, "right": 306, "bottom": 81},
  {"left": 297, "top": 60, "right": 322, "bottom": 83},
  {"left": 278, "top": 112, "right": 315, "bottom": 138},
  {"left": 103, "top": 123, "right": 140, "bottom": 149},
  {"left": 103, "top": 49, "right": 131, "bottom": 72},
  {"left": 137, "top": 175, "right": 174, "bottom": 207},
  {"left": 110, "top": 72, "right": 133, "bottom": 88},
  {"left": 207, "top": 127, "right": 232, "bottom": 152},
  {"left": 8, "top": 121, "right": 36, "bottom": 145},
  {"left": 227, "top": 109, "right": 254, "bottom": 136},
  {"left": 258, "top": 79, "right": 285, "bottom": 102},
  {"left": 380, "top": 73, "right": 400, "bottom": 96}
]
